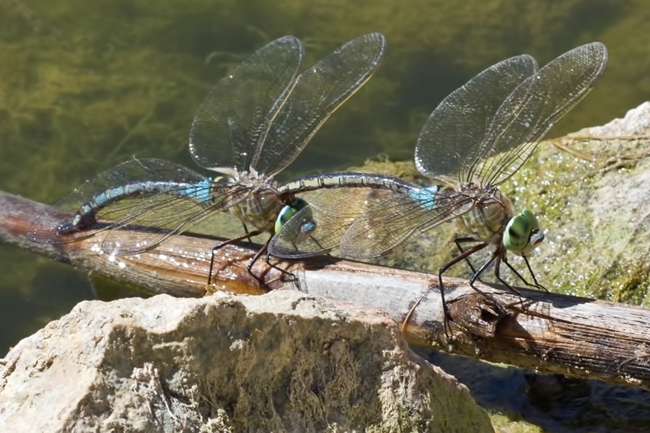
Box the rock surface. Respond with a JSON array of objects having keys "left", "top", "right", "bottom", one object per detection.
[{"left": 0, "top": 290, "right": 492, "bottom": 432}]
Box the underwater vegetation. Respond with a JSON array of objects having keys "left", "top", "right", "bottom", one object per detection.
[{"left": 0, "top": 0, "right": 647, "bottom": 202}]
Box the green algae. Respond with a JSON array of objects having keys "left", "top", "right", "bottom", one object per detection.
[{"left": 489, "top": 413, "right": 545, "bottom": 433}]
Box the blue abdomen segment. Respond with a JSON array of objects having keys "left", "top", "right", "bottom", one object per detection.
[
  {"left": 72, "top": 178, "right": 213, "bottom": 229},
  {"left": 176, "top": 178, "right": 213, "bottom": 204},
  {"left": 408, "top": 185, "right": 440, "bottom": 211}
]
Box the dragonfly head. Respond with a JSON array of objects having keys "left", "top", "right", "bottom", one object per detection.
[
  {"left": 503, "top": 208, "right": 544, "bottom": 256},
  {"left": 274, "top": 198, "right": 314, "bottom": 239}
]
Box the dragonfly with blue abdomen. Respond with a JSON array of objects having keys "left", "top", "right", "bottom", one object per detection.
[
  {"left": 269, "top": 42, "right": 608, "bottom": 317},
  {"left": 29, "top": 33, "right": 402, "bottom": 281}
]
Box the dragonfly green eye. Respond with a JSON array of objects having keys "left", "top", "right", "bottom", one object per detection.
[
  {"left": 274, "top": 198, "right": 310, "bottom": 234},
  {"left": 503, "top": 208, "right": 544, "bottom": 255}
]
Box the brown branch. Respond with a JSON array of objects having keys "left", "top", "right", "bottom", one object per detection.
[{"left": 2, "top": 190, "right": 650, "bottom": 390}]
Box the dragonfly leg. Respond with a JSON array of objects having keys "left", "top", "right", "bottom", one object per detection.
[
  {"left": 250, "top": 237, "right": 296, "bottom": 285},
  {"left": 208, "top": 230, "right": 263, "bottom": 285},
  {"left": 492, "top": 254, "right": 521, "bottom": 296},
  {"left": 282, "top": 233, "right": 327, "bottom": 257},
  {"left": 466, "top": 249, "right": 510, "bottom": 317},
  {"left": 306, "top": 234, "right": 326, "bottom": 251},
  {"left": 523, "top": 255, "right": 547, "bottom": 292},
  {"left": 263, "top": 251, "right": 299, "bottom": 285},
  {"left": 496, "top": 255, "right": 553, "bottom": 313},
  {"left": 500, "top": 255, "right": 547, "bottom": 292},
  {"left": 436, "top": 242, "right": 490, "bottom": 338},
  {"left": 454, "top": 236, "right": 483, "bottom": 276}
]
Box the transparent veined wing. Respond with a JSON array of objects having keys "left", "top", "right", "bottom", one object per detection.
[
  {"left": 269, "top": 187, "right": 385, "bottom": 258},
  {"left": 96, "top": 182, "right": 250, "bottom": 256},
  {"left": 415, "top": 55, "right": 538, "bottom": 184},
  {"left": 255, "top": 32, "right": 386, "bottom": 178},
  {"left": 29, "top": 158, "right": 206, "bottom": 242},
  {"left": 475, "top": 42, "right": 608, "bottom": 187},
  {"left": 342, "top": 43, "right": 607, "bottom": 261},
  {"left": 29, "top": 159, "right": 244, "bottom": 255},
  {"left": 188, "top": 36, "right": 304, "bottom": 175},
  {"left": 340, "top": 186, "right": 476, "bottom": 258}
]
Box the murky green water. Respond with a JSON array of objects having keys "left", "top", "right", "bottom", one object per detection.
[{"left": 2, "top": 0, "right": 650, "bottom": 430}]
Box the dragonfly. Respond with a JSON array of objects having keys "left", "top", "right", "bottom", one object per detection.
[
  {"left": 270, "top": 42, "right": 608, "bottom": 319},
  {"left": 28, "top": 33, "right": 390, "bottom": 282}
]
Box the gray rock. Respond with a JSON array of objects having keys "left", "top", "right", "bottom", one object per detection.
[
  {"left": 584, "top": 101, "right": 650, "bottom": 136},
  {"left": 0, "top": 290, "right": 492, "bottom": 432}
]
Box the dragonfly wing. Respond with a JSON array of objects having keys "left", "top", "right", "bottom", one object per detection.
[
  {"left": 253, "top": 33, "right": 386, "bottom": 177},
  {"left": 340, "top": 188, "right": 476, "bottom": 259},
  {"left": 269, "top": 187, "right": 381, "bottom": 258},
  {"left": 476, "top": 42, "right": 608, "bottom": 187},
  {"left": 189, "top": 36, "right": 304, "bottom": 174},
  {"left": 98, "top": 184, "right": 246, "bottom": 255},
  {"left": 29, "top": 159, "right": 207, "bottom": 244},
  {"left": 415, "top": 55, "right": 538, "bottom": 182}
]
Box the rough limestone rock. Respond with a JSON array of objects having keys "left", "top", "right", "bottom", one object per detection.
[{"left": 0, "top": 290, "right": 492, "bottom": 432}]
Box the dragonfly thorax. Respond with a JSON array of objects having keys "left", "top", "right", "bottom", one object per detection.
[
  {"left": 454, "top": 186, "right": 515, "bottom": 247},
  {"left": 211, "top": 174, "right": 287, "bottom": 233},
  {"left": 231, "top": 192, "right": 284, "bottom": 233}
]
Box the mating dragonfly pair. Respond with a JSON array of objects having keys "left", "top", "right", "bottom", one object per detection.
[{"left": 30, "top": 33, "right": 608, "bottom": 318}]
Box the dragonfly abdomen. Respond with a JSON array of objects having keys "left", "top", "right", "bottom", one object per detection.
[
  {"left": 281, "top": 172, "right": 415, "bottom": 194},
  {"left": 407, "top": 185, "right": 441, "bottom": 210},
  {"left": 70, "top": 179, "right": 213, "bottom": 230}
]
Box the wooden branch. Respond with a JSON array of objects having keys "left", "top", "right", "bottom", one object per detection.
[{"left": 2, "top": 190, "right": 650, "bottom": 390}]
